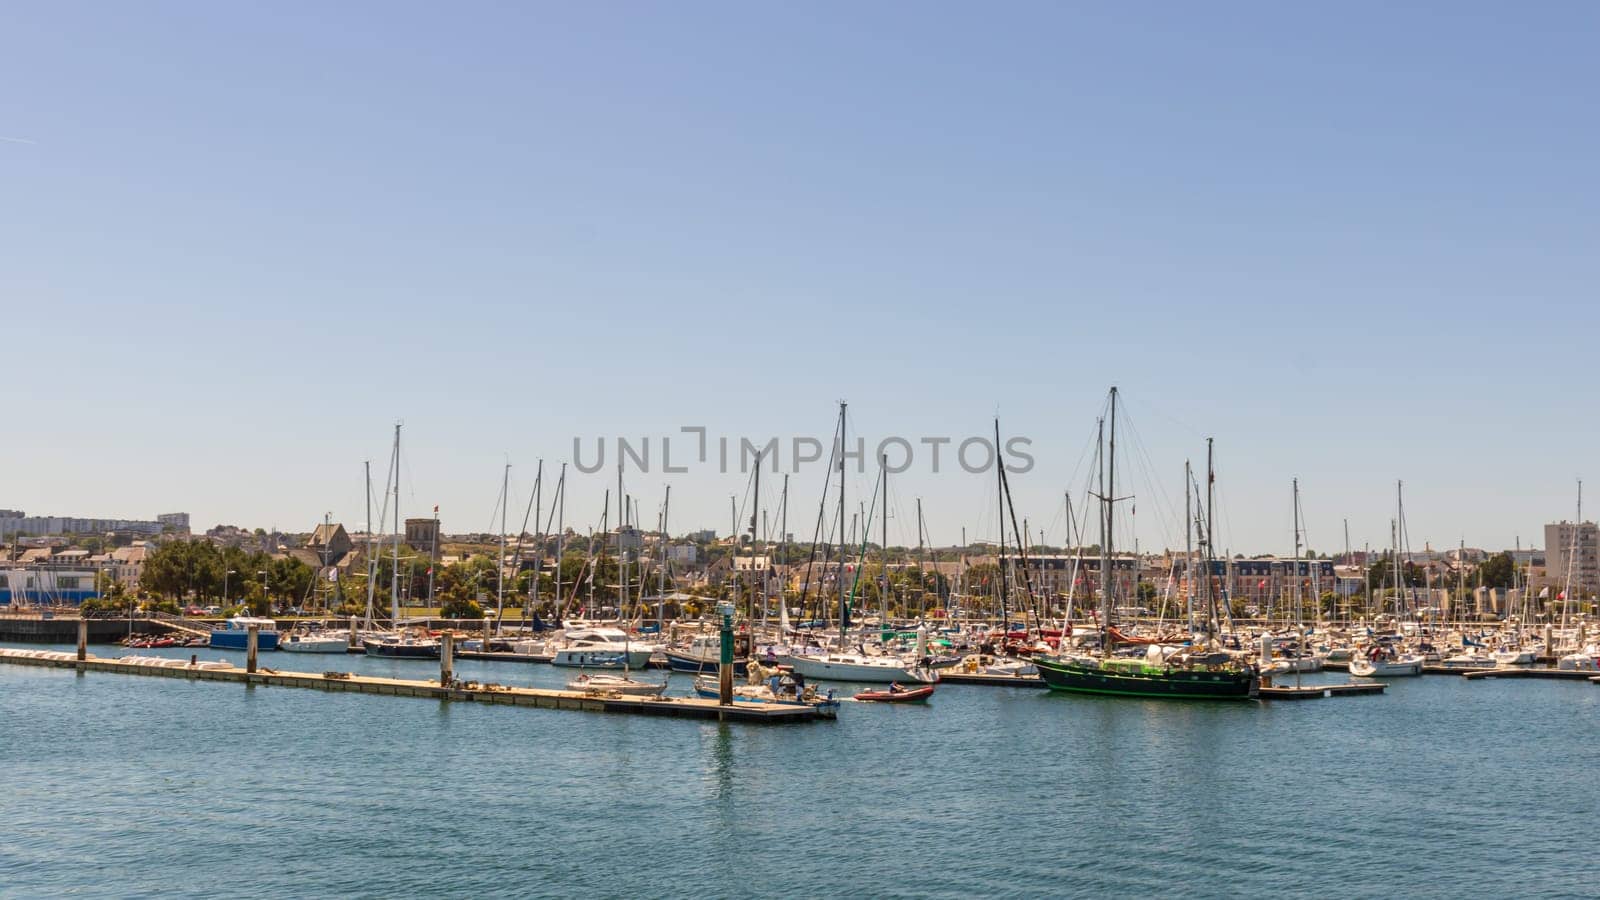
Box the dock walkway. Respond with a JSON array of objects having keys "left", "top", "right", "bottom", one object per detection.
[{"left": 0, "top": 649, "right": 822, "bottom": 724}]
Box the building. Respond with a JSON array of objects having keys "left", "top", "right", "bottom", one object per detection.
[
  {"left": 0, "top": 565, "right": 99, "bottom": 605},
  {"left": 614, "top": 526, "right": 644, "bottom": 552},
  {"left": 0, "top": 510, "right": 169, "bottom": 537},
  {"left": 405, "top": 517, "right": 440, "bottom": 550},
  {"left": 307, "top": 522, "right": 353, "bottom": 562},
  {"left": 157, "top": 512, "right": 191, "bottom": 534},
  {"left": 1544, "top": 521, "right": 1598, "bottom": 598},
  {"left": 667, "top": 544, "right": 700, "bottom": 564}
]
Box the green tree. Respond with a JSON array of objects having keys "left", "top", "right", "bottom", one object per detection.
[{"left": 1477, "top": 552, "right": 1515, "bottom": 590}]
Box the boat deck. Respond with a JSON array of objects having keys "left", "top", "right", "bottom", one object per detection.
[{"left": 0, "top": 649, "right": 823, "bottom": 724}]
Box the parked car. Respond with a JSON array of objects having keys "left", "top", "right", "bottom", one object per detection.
[{"left": 202, "top": 605, "right": 221, "bottom": 616}]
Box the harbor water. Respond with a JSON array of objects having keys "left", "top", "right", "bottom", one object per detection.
[{"left": 2, "top": 642, "right": 1597, "bottom": 898}]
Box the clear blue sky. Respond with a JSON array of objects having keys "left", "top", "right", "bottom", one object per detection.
[{"left": 4, "top": 2, "right": 1595, "bottom": 555}]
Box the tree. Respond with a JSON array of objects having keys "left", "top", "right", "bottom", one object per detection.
[
  {"left": 1478, "top": 552, "right": 1515, "bottom": 590},
  {"left": 440, "top": 597, "right": 484, "bottom": 619}
]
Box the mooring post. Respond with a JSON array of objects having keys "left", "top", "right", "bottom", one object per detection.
[
  {"left": 1544, "top": 623, "right": 1555, "bottom": 662},
  {"left": 247, "top": 624, "right": 259, "bottom": 674},
  {"left": 440, "top": 631, "right": 454, "bottom": 687},
  {"left": 77, "top": 617, "right": 88, "bottom": 663},
  {"left": 483, "top": 617, "right": 492, "bottom": 651},
  {"left": 717, "top": 601, "right": 735, "bottom": 707},
  {"left": 348, "top": 616, "right": 358, "bottom": 651}
]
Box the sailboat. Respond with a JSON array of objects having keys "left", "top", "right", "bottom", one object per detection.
[
  {"left": 1350, "top": 483, "right": 1423, "bottom": 677},
  {"left": 362, "top": 425, "right": 441, "bottom": 659},
  {"left": 779, "top": 405, "right": 937, "bottom": 684},
  {"left": 1033, "top": 389, "right": 1258, "bottom": 700}
]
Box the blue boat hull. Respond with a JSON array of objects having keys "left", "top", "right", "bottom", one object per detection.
[
  {"left": 210, "top": 631, "right": 279, "bottom": 651},
  {"left": 665, "top": 652, "right": 748, "bottom": 676}
]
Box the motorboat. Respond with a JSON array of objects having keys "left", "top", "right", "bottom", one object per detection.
[
  {"left": 551, "top": 627, "right": 655, "bottom": 669},
  {"left": 209, "top": 616, "right": 279, "bottom": 651}
]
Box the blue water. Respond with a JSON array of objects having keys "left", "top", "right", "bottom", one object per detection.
[{"left": 2, "top": 643, "right": 1596, "bottom": 899}]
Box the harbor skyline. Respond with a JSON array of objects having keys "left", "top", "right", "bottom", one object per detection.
[{"left": 7, "top": 2, "right": 1597, "bottom": 556}]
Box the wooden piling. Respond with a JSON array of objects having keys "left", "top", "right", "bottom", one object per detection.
[
  {"left": 76, "top": 618, "right": 87, "bottom": 663},
  {"left": 440, "top": 632, "right": 454, "bottom": 686},
  {"left": 246, "top": 624, "right": 259, "bottom": 674},
  {"left": 348, "top": 617, "right": 358, "bottom": 651}
]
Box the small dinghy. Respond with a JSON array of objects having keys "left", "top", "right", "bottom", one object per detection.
[{"left": 853, "top": 682, "right": 935, "bottom": 703}]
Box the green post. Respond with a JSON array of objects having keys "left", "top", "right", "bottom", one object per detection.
[{"left": 717, "top": 601, "right": 734, "bottom": 706}]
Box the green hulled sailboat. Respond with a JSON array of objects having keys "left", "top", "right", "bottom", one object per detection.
[{"left": 1034, "top": 388, "right": 1258, "bottom": 701}]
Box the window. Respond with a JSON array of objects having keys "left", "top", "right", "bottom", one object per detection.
[{"left": 58, "top": 577, "right": 80, "bottom": 590}]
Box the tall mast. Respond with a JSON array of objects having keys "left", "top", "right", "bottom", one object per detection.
[
  {"left": 1205, "top": 437, "right": 1218, "bottom": 642},
  {"left": 996, "top": 418, "right": 1008, "bottom": 629},
  {"left": 659, "top": 486, "right": 670, "bottom": 625},
  {"left": 428, "top": 503, "right": 438, "bottom": 609},
  {"left": 618, "top": 460, "right": 626, "bottom": 622},
  {"left": 881, "top": 454, "right": 889, "bottom": 627},
  {"left": 390, "top": 423, "right": 401, "bottom": 625},
  {"left": 364, "top": 460, "right": 375, "bottom": 629},
  {"left": 753, "top": 449, "right": 762, "bottom": 623},
  {"left": 1105, "top": 388, "right": 1117, "bottom": 642},
  {"left": 555, "top": 464, "right": 566, "bottom": 620},
  {"left": 780, "top": 474, "right": 789, "bottom": 625},
  {"left": 916, "top": 498, "right": 926, "bottom": 619},
  {"left": 498, "top": 461, "right": 509, "bottom": 627},
  {"left": 1184, "top": 460, "right": 1193, "bottom": 631},
  {"left": 836, "top": 402, "right": 848, "bottom": 648},
  {"left": 1343, "top": 518, "right": 1351, "bottom": 624},
  {"left": 528, "top": 461, "right": 542, "bottom": 622}
]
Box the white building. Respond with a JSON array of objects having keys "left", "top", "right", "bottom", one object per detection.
[{"left": 1544, "top": 521, "right": 1598, "bottom": 598}]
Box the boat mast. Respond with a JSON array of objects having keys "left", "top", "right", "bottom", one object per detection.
[
  {"left": 836, "top": 401, "right": 848, "bottom": 650},
  {"left": 881, "top": 454, "right": 889, "bottom": 629},
  {"left": 753, "top": 449, "right": 762, "bottom": 625},
  {"left": 1184, "top": 460, "right": 1193, "bottom": 632},
  {"left": 527, "top": 461, "right": 542, "bottom": 625},
  {"left": 498, "top": 461, "right": 509, "bottom": 628},
  {"left": 1205, "top": 437, "right": 1218, "bottom": 644},
  {"left": 916, "top": 497, "right": 926, "bottom": 620},
  {"left": 617, "top": 460, "right": 626, "bottom": 623},
  {"left": 555, "top": 463, "right": 566, "bottom": 621},
  {"left": 659, "top": 486, "right": 670, "bottom": 626},
  {"left": 364, "top": 460, "right": 375, "bottom": 630},
  {"left": 779, "top": 474, "right": 788, "bottom": 629},
  {"left": 1292, "top": 478, "right": 1303, "bottom": 688},
  {"left": 390, "top": 423, "right": 401, "bottom": 625}
]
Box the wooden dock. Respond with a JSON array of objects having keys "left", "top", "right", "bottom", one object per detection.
[
  {"left": 1257, "top": 681, "right": 1386, "bottom": 700},
  {"left": 1461, "top": 667, "right": 1596, "bottom": 681},
  {"left": 937, "top": 671, "right": 1047, "bottom": 688},
  {"left": 0, "top": 649, "right": 823, "bottom": 724}
]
